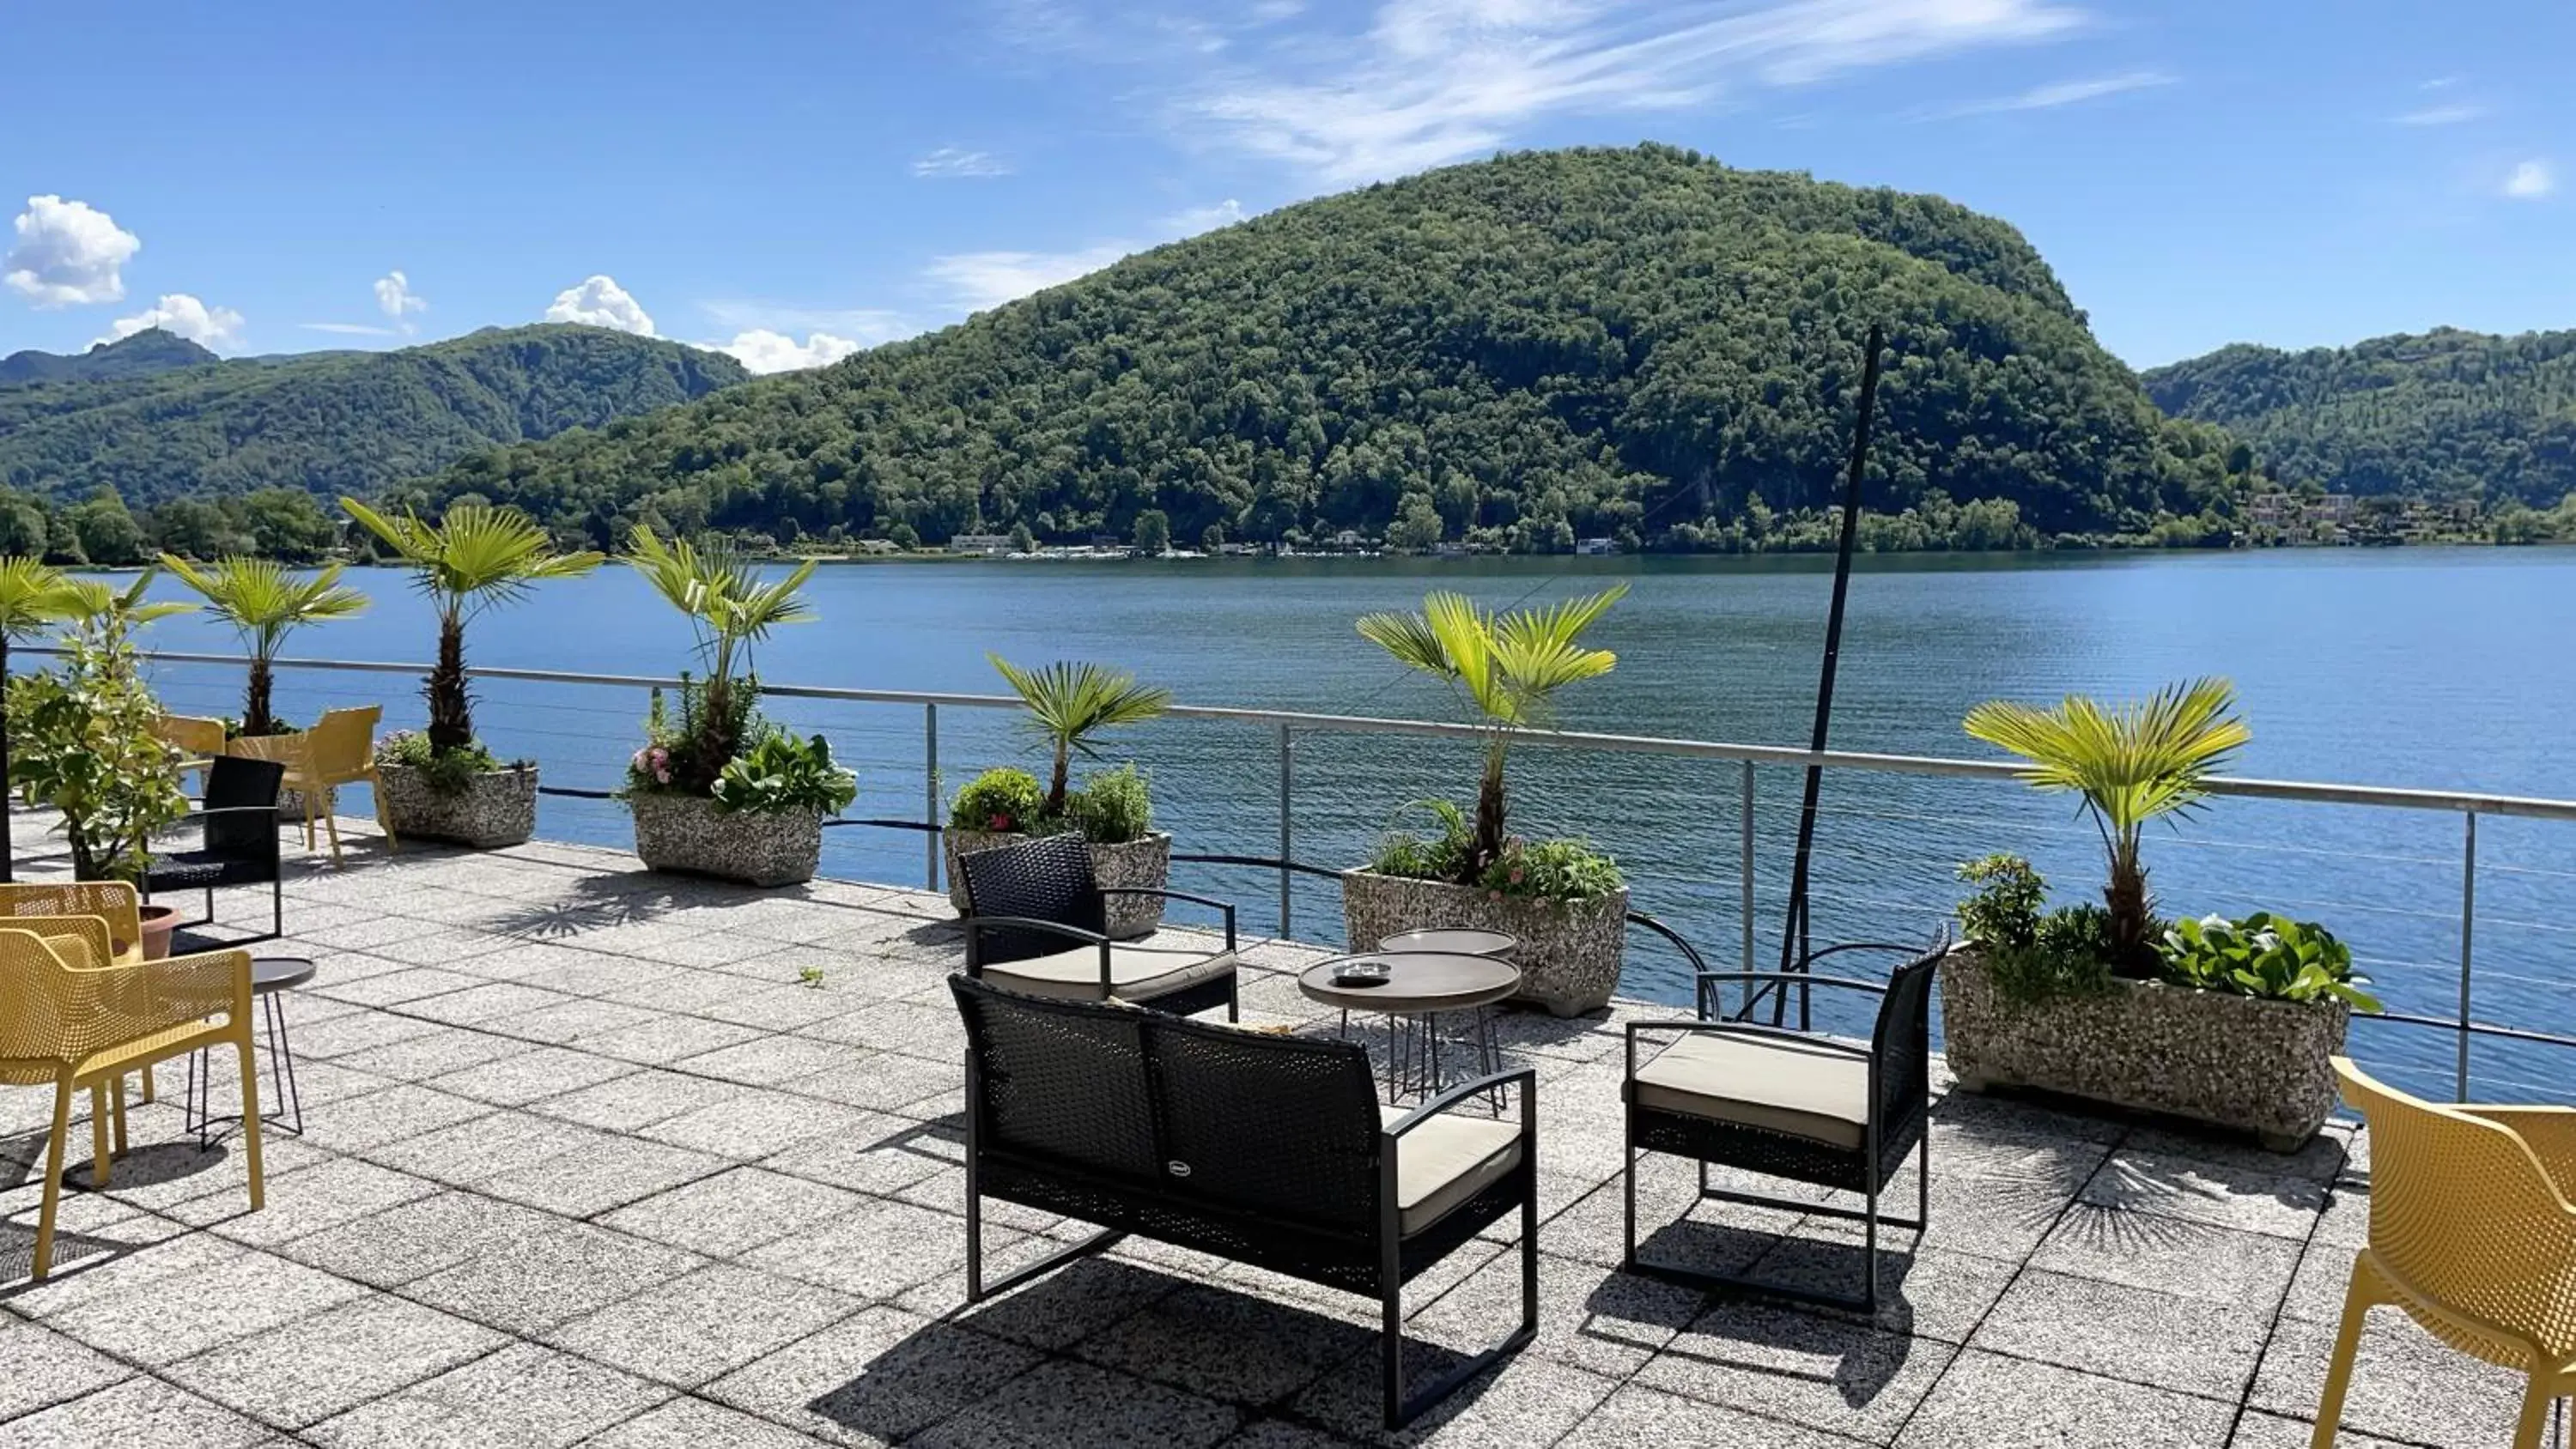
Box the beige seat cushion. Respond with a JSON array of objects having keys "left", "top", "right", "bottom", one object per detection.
[
  {"left": 980, "top": 932, "right": 1233, "bottom": 1004},
  {"left": 1631, "top": 1030, "right": 1871, "bottom": 1150},
  {"left": 1392, "top": 1113, "right": 1522, "bottom": 1236}
]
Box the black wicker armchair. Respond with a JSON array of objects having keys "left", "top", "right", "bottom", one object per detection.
[
  {"left": 956, "top": 833, "right": 1239, "bottom": 1019},
  {"left": 1622, "top": 935, "right": 1947, "bottom": 1313},
  {"left": 143, "top": 755, "right": 287, "bottom": 946},
  {"left": 950, "top": 975, "right": 1537, "bottom": 1428}
]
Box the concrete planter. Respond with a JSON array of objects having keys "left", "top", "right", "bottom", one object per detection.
[
  {"left": 1940, "top": 943, "right": 2349, "bottom": 1151},
  {"left": 630, "top": 792, "right": 823, "bottom": 888},
  {"left": 376, "top": 762, "right": 538, "bottom": 849},
  {"left": 1340, "top": 869, "right": 1628, "bottom": 1018},
  {"left": 945, "top": 828, "right": 1171, "bottom": 939}
]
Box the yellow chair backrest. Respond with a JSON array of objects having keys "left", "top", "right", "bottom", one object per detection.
[
  {"left": 2331, "top": 1058, "right": 2576, "bottom": 1364},
  {"left": 0, "top": 882, "right": 141, "bottom": 960},
  {"left": 156, "top": 714, "right": 228, "bottom": 760},
  {"left": 307, "top": 706, "right": 382, "bottom": 784},
  {"left": 228, "top": 728, "right": 313, "bottom": 778}
]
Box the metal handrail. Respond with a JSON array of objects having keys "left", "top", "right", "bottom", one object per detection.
[{"left": 82, "top": 647, "right": 2576, "bottom": 822}]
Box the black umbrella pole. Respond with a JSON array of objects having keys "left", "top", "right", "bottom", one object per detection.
[{"left": 1773, "top": 324, "right": 1886, "bottom": 1028}]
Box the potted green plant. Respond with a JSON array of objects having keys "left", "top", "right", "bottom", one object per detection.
[
  {"left": 947, "top": 658, "right": 1173, "bottom": 936},
  {"left": 620, "top": 527, "right": 853, "bottom": 886},
  {"left": 158, "top": 555, "right": 368, "bottom": 737},
  {"left": 1345, "top": 587, "right": 1630, "bottom": 1016},
  {"left": 1945, "top": 681, "right": 2374, "bottom": 1149},
  {"left": 0, "top": 555, "right": 83, "bottom": 888},
  {"left": 10, "top": 575, "right": 193, "bottom": 902},
  {"left": 339, "top": 499, "right": 603, "bottom": 847}
]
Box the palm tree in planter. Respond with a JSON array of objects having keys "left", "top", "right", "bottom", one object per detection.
[
  {"left": 623, "top": 527, "right": 852, "bottom": 887},
  {"left": 159, "top": 555, "right": 369, "bottom": 737},
  {"left": 339, "top": 500, "right": 603, "bottom": 847},
  {"left": 0, "top": 557, "right": 84, "bottom": 884},
  {"left": 1347, "top": 586, "right": 1631, "bottom": 1017},
  {"left": 1947, "top": 680, "right": 2354, "bottom": 1151},
  {"left": 949, "top": 658, "right": 1174, "bottom": 932}
]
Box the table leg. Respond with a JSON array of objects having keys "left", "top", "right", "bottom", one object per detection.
[{"left": 264, "top": 991, "right": 305, "bottom": 1136}]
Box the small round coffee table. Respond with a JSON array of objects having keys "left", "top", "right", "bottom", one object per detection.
[
  {"left": 185, "top": 956, "right": 317, "bottom": 1145},
  {"left": 1300, "top": 951, "right": 1520, "bottom": 1103},
  {"left": 1378, "top": 928, "right": 1516, "bottom": 958}
]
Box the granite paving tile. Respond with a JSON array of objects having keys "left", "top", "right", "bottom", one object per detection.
[
  {"left": 595, "top": 1167, "right": 871, "bottom": 1259},
  {"left": 0, "top": 1316, "right": 135, "bottom": 1423},
  {"left": 421, "top": 1045, "right": 639, "bottom": 1107},
  {"left": 637, "top": 1088, "right": 885, "bottom": 1160},
  {"left": 2251, "top": 1309, "right": 2531, "bottom": 1447},
  {"left": 302, "top": 1342, "right": 670, "bottom": 1449},
  {"left": 44, "top": 1245, "right": 371, "bottom": 1362},
  {"left": 744, "top": 1196, "right": 982, "bottom": 1300},
  {"left": 163, "top": 1292, "right": 509, "bottom": 1429},
  {"left": 906, "top": 1355, "right": 1242, "bottom": 1449},
  {"left": 1970, "top": 1266, "right": 2276, "bottom": 1400},
  {"left": 398, "top": 1213, "right": 708, "bottom": 1336},
  {"left": 1072, "top": 1279, "right": 1379, "bottom": 1407},
  {"left": 2080, "top": 1149, "right": 2327, "bottom": 1240},
  {"left": 2026, "top": 1202, "right": 2303, "bottom": 1307},
  {"left": 1895, "top": 1348, "right": 2235, "bottom": 1447},
  {"left": 543, "top": 1262, "right": 863, "bottom": 1387},
  {"left": 530, "top": 1068, "right": 756, "bottom": 1132},
  {"left": 576, "top": 1395, "right": 837, "bottom": 1449},
  {"left": 702, "top": 1306, "right": 1045, "bottom": 1446},
  {"left": 1574, "top": 1382, "right": 1874, "bottom": 1447},
  {"left": 0, "top": 1374, "right": 275, "bottom": 1448},
  {"left": 1630, "top": 1299, "right": 1956, "bottom": 1444}
]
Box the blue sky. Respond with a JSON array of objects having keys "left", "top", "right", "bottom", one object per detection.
[{"left": 5, "top": 0, "right": 2568, "bottom": 372}]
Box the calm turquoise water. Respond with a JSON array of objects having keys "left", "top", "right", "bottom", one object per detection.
[{"left": 122, "top": 547, "right": 2576, "bottom": 1105}]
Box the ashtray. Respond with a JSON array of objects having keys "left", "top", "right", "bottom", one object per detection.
[{"left": 1332, "top": 962, "right": 1392, "bottom": 988}]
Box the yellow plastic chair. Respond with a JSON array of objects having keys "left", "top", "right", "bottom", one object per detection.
[
  {"left": 0, "top": 927, "right": 264, "bottom": 1280},
  {"left": 2315, "top": 1058, "right": 2576, "bottom": 1447},
  {"left": 0, "top": 881, "right": 160, "bottom": 1102},
  {"left": 230, "top": 706, "right": 394, "bottom": 866},
  {"left": 155, "top": 714, "right": 227, "bottom": 792}
]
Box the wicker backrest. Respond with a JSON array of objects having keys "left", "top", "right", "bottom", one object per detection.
[
  {"left": 204, "top": 756, "right": 286, "bottom": 859},
  {"left": 952, "top": 977, "right": 1382, "bottom": 1234},
  {"left": 1868, "top": 938, "right": 1945, "bottom": 1128},
  {"left": 958, "top": 834, "right": 1106, "bottom": 964},
  {"left": 2333, "top": 1058, "right": 2576, "bottom": 1362}
]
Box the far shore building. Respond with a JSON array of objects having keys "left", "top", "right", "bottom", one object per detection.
[{"left": 948, "top": 533, "right": 1013, "bottom": 555}]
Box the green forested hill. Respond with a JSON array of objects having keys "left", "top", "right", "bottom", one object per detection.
[
  {"left": 0, "top": 325, "right": 749, "bottom": 505},
  {"left": 0, "top": 329, "right": 219, "bottom": 386},
  {"left": 2143, "top": 328, "right": 2576, "bottom": 505},
  {"left": 418, "top": 145, "right": 2244, "bottom": 552}
]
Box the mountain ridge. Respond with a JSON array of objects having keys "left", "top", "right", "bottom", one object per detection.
[{"left": 0, "top": 328, "right": 220, "bottom": 386}]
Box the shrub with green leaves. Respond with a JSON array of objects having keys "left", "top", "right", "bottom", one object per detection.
[
  {"left": 1066, "top": 764, "right": 1152, "bottom": 845},
  {"left": 1954, "top": 854, "right": 2112, "bottom": 1007},
  {"left": 951, "top": 767, "right": 1047, "bottom": 834},
  {"left": 2160, "top": 912, "right": 2379, "bottom": 1009},
  {"left": 377, "top": 729, "right": 516, "bottom": 793},
  {"left": 710, "top": 731, "right": 857, "bottom": 815},
  {"left": 1370, "top": 799, "right": 1621, "bottom": 905}
]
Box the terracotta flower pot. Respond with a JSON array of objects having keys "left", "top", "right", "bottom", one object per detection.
[{"left": 138, "top": 902, "right": 181, "bottom": 961}]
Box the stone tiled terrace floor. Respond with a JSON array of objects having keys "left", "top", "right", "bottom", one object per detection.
[{"left": 0, "top": 825, "right": 2534, "bottom": 1447}]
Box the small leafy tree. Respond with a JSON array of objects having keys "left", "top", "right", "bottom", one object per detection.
[
  {"left": 160, "top": 554, "right": 369, "bottom": 735},
  {"left": 987, "top": 656, "right": 1170, "bottom": 818},
  {"left": 340, "top": 499, "right": 603, "bottom": 756},
  {"left": 0, "top": 556, "right": 83, "bottom": 877},
  {"left": 10, "top": 574, "right": 190, "bottom": 882},
  {"left": 1964, "top": 678, "right": 2250, "bottom": 967},
  {"left": 1357, "top": 586, "right": 1625, "bottom": 878},
  {"left": 1132, "top": 510, "right": 1171, "bottom": 555},
  {"left": 627, "top": 526, "right": 817, "bottom": 791}
]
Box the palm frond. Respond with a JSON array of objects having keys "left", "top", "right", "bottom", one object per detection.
[
  {"left": 1358, "top": 585, "right": 1625, "bottom": 732},
  {"left": 1964, "top": 677, "right": 2249, "bottom": 834},
  {"left": 161, "top": 555, "right": 368, "bottom": 645},
  {"left": 988, "top": 655, "right": 1171, "bottom": 757},
  {"left": 0, "top": 556, "right": 81, "bottom": 640},
  {"left": 346, "top": 498, "right": 601, "bottom": 613}
]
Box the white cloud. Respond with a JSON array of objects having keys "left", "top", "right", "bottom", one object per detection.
[
  {"left": 708, "top": 329, "right": 867, "bottom": 373},
  {"left": 374, "top": 269, "right": 428, "bottom": 329},
  {"left": 913, "top": 147, "right": 1012, "bottom": 178},
  {"left": 100, "top": 292, "right": 245, "bottom": 349},
  {"left": 4, "top": 195, "right": 143, "bottom": 307},
  {"left": 1160, "top": 197, "right": 1247, "bottom": 234},
  {"left": 544, "top": 274, "right": 656, "bottom": 335},
  {"left": 2504, "top": 159, "right": 2555, "bottom": 199},
  {"left": 300, "top": 321, "right": 399, "bottom": 336},
  {"left": 1181, "top": 0, "right": 2086, "bottom": 182},
  {"left": 2391, "top": 102, "right": 2485, "bottom": 126},
  {"left": 927, "top": 244, "right": 1135, "bottom": 312},
  {"left": 1922, "top": 69, "right": 2173, "bottom": 119}
]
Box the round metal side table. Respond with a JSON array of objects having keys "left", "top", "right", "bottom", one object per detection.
[
  {"left": 185, "top": 955, "right": 316, "bottom": 1145},
  {"left": 1298, "top": 951, "right": 1520, "bottom": 1105}
]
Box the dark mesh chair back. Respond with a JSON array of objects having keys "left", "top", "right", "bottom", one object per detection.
[
  {"left": 1868, "top": 941, "right": 1944, "bottom": 1143},
  {"left": 1149, "top": 1020, "right": 1383, "bottom": 1239},
  {"left": 957, "top": 834, "right": 1107, "bottom": 964},
  {"left": 204, "top": 757, "right": 285, "bottom": 857},
  {"left": 956, "top": 976, "right": 1161, "bottom": 1180}
]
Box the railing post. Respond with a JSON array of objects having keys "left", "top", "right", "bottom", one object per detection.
[
  {"left": 924, "top": 702, "right": 940, "bottom": 891},
  {"left": 2458, "top": 809, "right": 2476, "bottom": 1100},
  {"left": 1278, "top": 722, "right": 1293, "bottom": 939},
  {"left": 1740, "top": 761, "right": 1756, "bottom": 1016}
]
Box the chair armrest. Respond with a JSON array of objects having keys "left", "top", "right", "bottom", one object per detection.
[
  {"left": 129, "top": 946, "right": 252, "bottom": 1028},
  {"left": 5, "top": 914, "right": 116, "bottom": 969},
  {"left": 1385, "top": 1067, "right": 1538, "bottom": 1140},
  {"left": 2464, "top": 1107, "right": 2576, "bottom": 1201},
  {"left": 1688, "top": 970, "right": 1889, "bottom": 997},
  {"left": 962, "top": 914, "right": 1111, "bottom": 984},
  {"left": 1098, "top": 887, "right": 1236, "bottom": 950}
]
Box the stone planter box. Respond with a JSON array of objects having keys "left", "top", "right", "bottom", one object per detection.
[
  {"left": 376, "top": 762, "right": 538, "bottom": 850},
  {"left": 631, "top": 792, "right": 823, "bottom": 888},
  {"left": 1939, "top": 943, "right": 2349, "bottom": 1151},
  {"left": 945, "top": 828, "right": 1171, "bottom": 939},
  {"left": 1340, "top": 869, "right": 1629, "bottom": 1018}
]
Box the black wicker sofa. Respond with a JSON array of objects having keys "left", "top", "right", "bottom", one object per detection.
[{"left": 949, "top": 974, "right": 1538, "bottom": 1428}]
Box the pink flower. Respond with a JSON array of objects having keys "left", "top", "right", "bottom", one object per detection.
[
  {"left": 648, "top": 747, "right": 669, "bottom": 767},
  {"left": 1488, "top": 889, "right": 1504, "bottom": 902},
  {"left": 630, "top": 749, "right": 649, "bottom": 770},
  {"left": 653, "top": 766, "right": 671, "bottom": 785},
  {"left": 1508, "top": 868, "right": 1525, "bottom": 884},
  {"left": 989, "top": 813, "right": 1012, "bottom": 830}
]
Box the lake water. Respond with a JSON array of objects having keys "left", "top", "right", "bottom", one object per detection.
[{"left": 120, "top": 547, "right": 2576, "bottom": 1105}]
